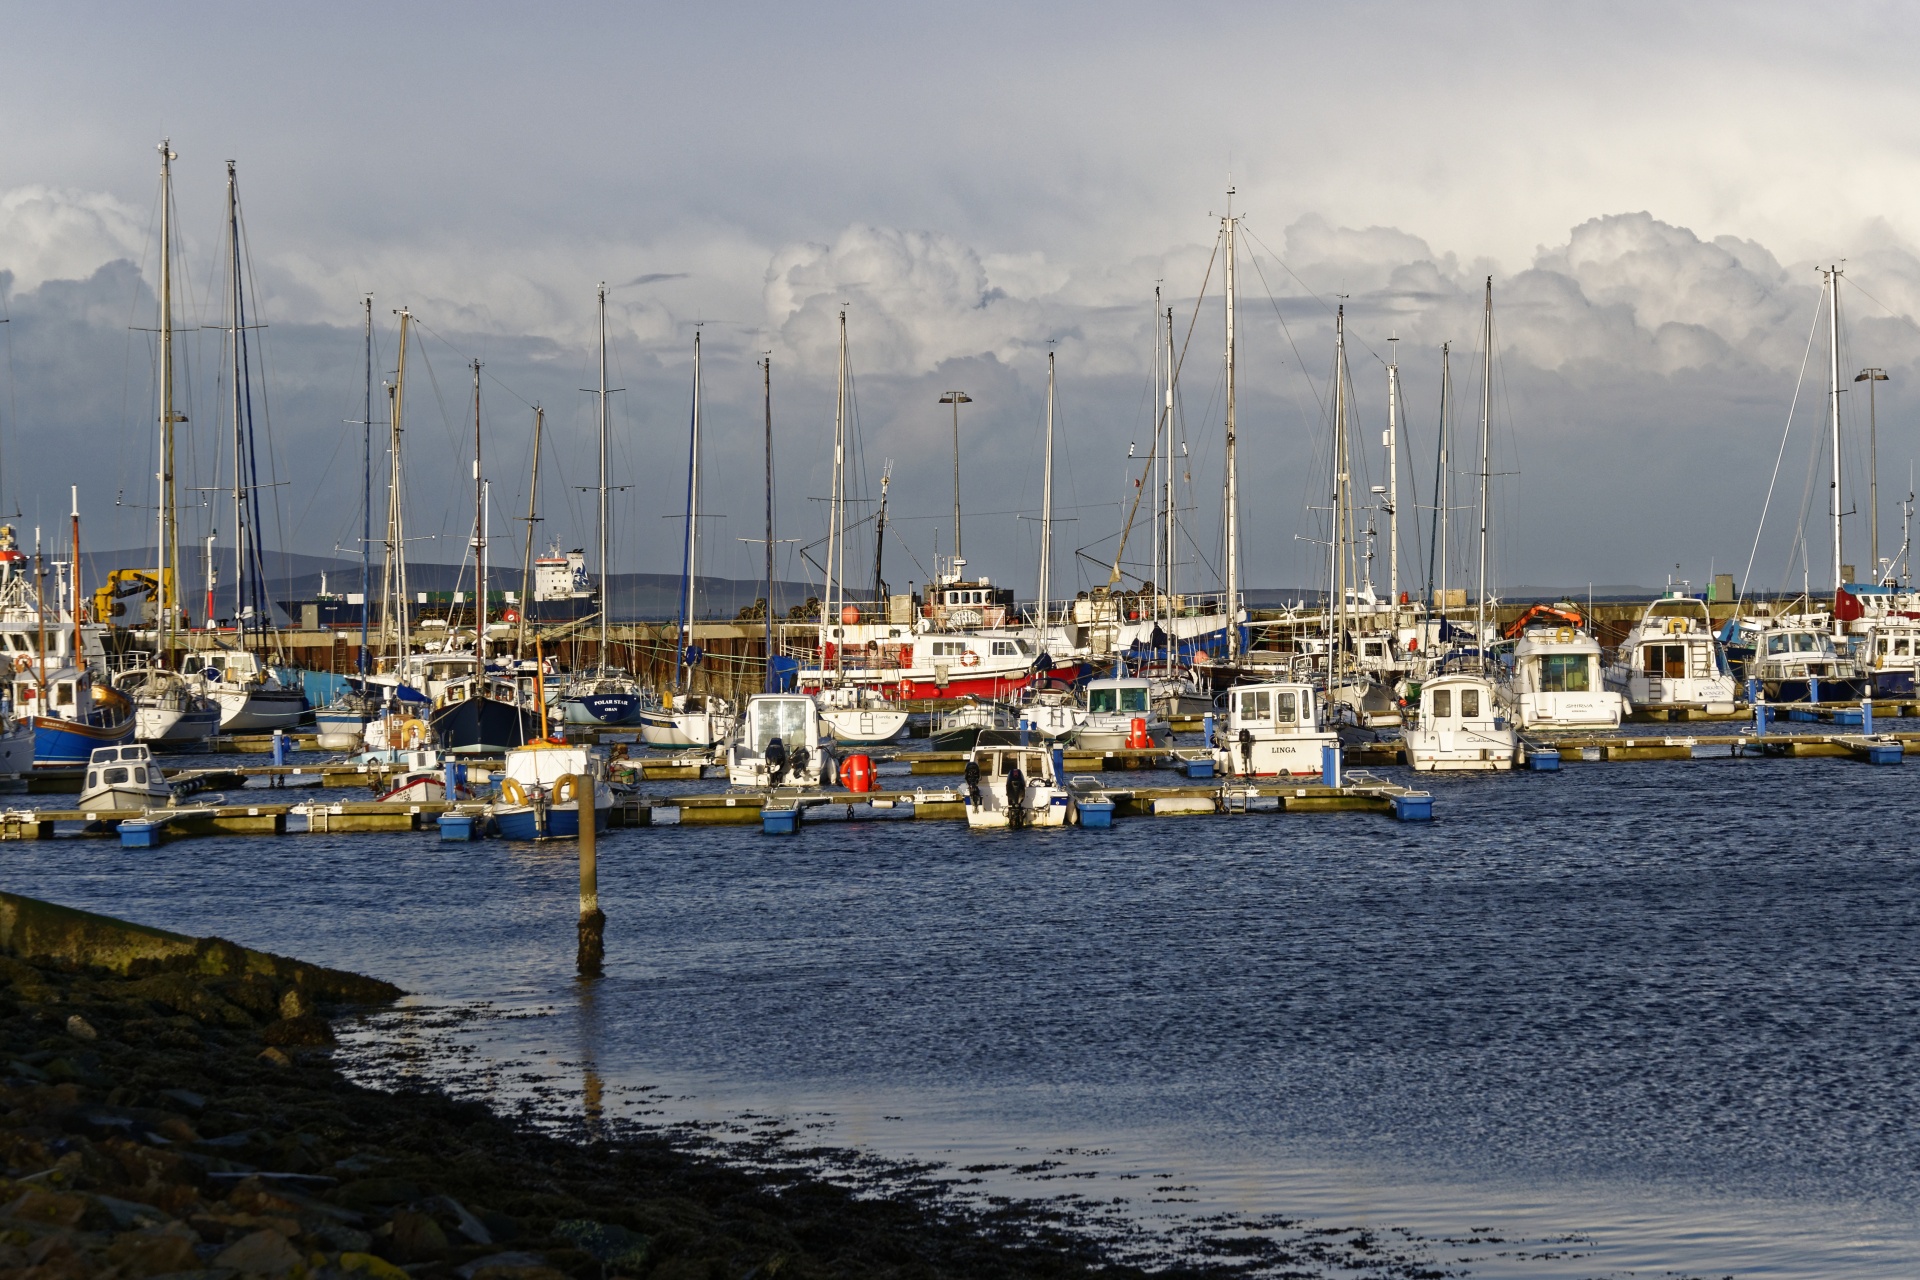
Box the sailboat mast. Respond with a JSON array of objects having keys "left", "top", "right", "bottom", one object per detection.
[
  {"left": 1165, "top": 305, "right": 1177, "bottom": 616},
  {"left": 763, "top": 356, "right": 774, "bottom": 690},
  {"left": 1433, "top": 343, "right": 1452, "bottom": 621},
  {"left": 519, "top": 406, "right": 542, "bottom": 657},
  {"left": 1386, "top": 337, "right": 1400, "bottom": 604},
  {"left": 1039, "top": 352, "right": 1056, "bottom": 639},
  {"left": 1827, "top": 265, "right": 1845, "bottom": 613},
  {"left": 824, "top": 311, "right": 847, "bottom": 675},
  {"left": 1151, "top": 288, "right": 1163, "bottom": 622},
  {"left": 359, "top": 295, "right": 372, "bottom": 674},
  {"left": 387, "top": 309, "right": 412, "bottom": 661},
  {"left": 675, "top": 332, "right": 703, "bottom": 690},
  {"left": 1333, "top": 307, "right": 1349, "bottom": 681},
  {"left": 1476, "top": 278, "right": 1493, "bottom": 669},
  {"left": 156, "top": 140, "right": 180, "bottom": 656},
  {"left": 228, "top": 161, "right": 246, "bottom": 638},
  {"left": 471, "top": 359, "right": 484, "bottom": 643},
  {"left": 1222, "top": 190, "right": 1240, "bottom": 663},
  {"left": 596, "top": 283, "right": 610, "bottom": 668}
]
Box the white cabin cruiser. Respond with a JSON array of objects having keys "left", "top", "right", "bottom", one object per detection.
[
  {"left": 1400, "top": 671, "right": 1515, "bottom": 771},
  {"left": 1603, "top": 596, "right": 1737, "bottom": 715},
  {"left": 1212, "top": 681, "right": 1340, "bottom": 778},
  {"left": 1735, "top": 617, "right": 1867, "bottom": 703},
  {"left": 1016, "top": 686, "right": 1086, "bottom": 740},
  {"left": 962, "top": 731, "right": 1076, "bottom": 828},
  {"left": 78, "top": 744, "right": 173, "bottom": 811},
  {"left": 726, "top": 694, "right": 834, "bottom": 789},
  {"left": 1074, "top": 677, "right": 1172, "bottom": 751},
  {"left": 1498, "top": 623, "right": 1624, "bottom": 730}
]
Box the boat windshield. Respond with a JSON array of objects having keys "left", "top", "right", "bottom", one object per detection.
[
  {"left": 1088, "top": 687, "right": 1148, "bottom": 713},
  {"left": 751, "top": 699, "right": 810, "bottom": 752},
  {"left": 1539, "top": 654, "right": 1591, "bottom": 692},
  {"left": 1792, "top": 633, "right": 1822, "bottom": 653}
]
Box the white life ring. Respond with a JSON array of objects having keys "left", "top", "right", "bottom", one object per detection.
[{"left": 960, "top": 651, "right": 981, "bottom": 667}]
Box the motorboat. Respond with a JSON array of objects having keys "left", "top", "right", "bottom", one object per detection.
[
  {"left": 639, "top": 691, "right": 736, "bottom": 749},
  {"left": 1074, "top": 676, "right": 1172, "bottom": 751},
  {"left": 930, "top": 697, "right": 1015, "bottom": 751},
  {"left": 428, "top": 669, "right": 542, "bottom": 755},
  {"left": 1400, "top": 671, "right": 1515, "bottom": 771},
  {"left": 374, "top": 749, "right": 479, "bottom": 803},
  {"left": 183, "top": 649, "right": 306, "bottom": 733},
  {"left": 815, "top": 684, "right": 909, "bottom": 746},
  {"left": 726, "top": 694, "right": 833, "bottom": 789},
  {"left": 1211, "top": 681, "right": 1340, "bottom": 778},
  {"left": 1603, "top": 595, "right": 1738, "bottom": 715},
  {"left": 962, "top": 730, "right": 1076, "bottom": 828},
  {"left": 1497, "top": 621, "right": 1624, "bottom": 730},
  {"left": 491, "top": 740, "right": 613, "bottom": 839},
  {"left": 1735, "top": 617, "right": 1867, "bottom": 703},
  {"left": 1855, "top": 617, "right": 1920, "bottom": 698},
  {"left": 78, "top": 744, "right": 173, "bottom": 811},
  {"left": 1016, "top": 685, "right": 1085, "bottom": 741}
]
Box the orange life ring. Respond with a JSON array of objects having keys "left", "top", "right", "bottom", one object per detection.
[
  {"left": 503, "top": 608, "right": 520, "bottom": 623},
  {"left": 401, "top": 719, "right": 427, "bottom": 748},
  {"left": 554, "top": 775, "right": 579, "bottom": 805},
  {"left": 960, "top": 651, "right": 981, "bottom": 667},
  {"left": 11, "top": 656, "right": 28, "bottom": 674},
  {"left": 499, "top": 776, "right": 528, "bottom": 806}
]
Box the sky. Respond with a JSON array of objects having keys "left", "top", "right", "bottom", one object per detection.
[{"left": 5, "top": 1, "right": 1920, "bottom": 604}]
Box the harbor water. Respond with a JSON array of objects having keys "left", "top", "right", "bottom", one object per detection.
[{"left": 6, "top": 750, "right": 1918, "bottom": 1276}]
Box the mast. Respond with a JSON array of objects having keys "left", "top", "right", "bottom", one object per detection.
[
  {"left": 1827, "top": 265, "right": 1845, "bottom": 615},
  {"left": 763, "top": 356, "right": 775, "bottom": 691},
  {"left": 1476, "top": 278, "right": 1493, "bottom": 669},
  {"left": 675, "top": 331, "right": 703, "bottom": 690},
  {"left": 470, "top": 359, "right": 485, "bottom": 645},
  {"left": 823, "top": 312, "right": 848, "bottom": 677},
  {"left": 227, "top": 161, "right": 246, "bottom": 640},
  {"left": 1038, "top": 352, "right": 1056, "bottom": 641},
  {"left": 1222, "top": 188, "right": 1240, "bottom": 662},
  {"left": 1431, "top": 343, "right": 1452, "bottom": 621},
  {"left": 1386, "top": 336, "right": 1400, "bottom": 604},
  {"left": 359, "top": 296, "right": 372, "bottom": 675},
  {"left": 382, "top": 309, "right": 412, "bottom": 663},
  {"left": 69, "top": 488, "right": 80, "bottom": 669},
  {"left": 1333, "top": 307, "right": 1350, "bottom": 682},
  {"left": 1151, "top": 287, "right": 1163, "bottom": 626},
  {"left": 156, "top": 140, "right": 182, "bottom": 656},
  {"left": 518, "top": 406, "right": 542, "bottom": 657},
  {"left": 1165, "top": 304, "right": 1177, "bottom": 622},
  {"left": 595, "top": 283, "right": 610, "bottom": 669},
  {"left": 1859, "top": 366, "right": 1888, "bottom": 579},
  {"left": 872, "top": 462, "right": 892, "bottom": 606}
]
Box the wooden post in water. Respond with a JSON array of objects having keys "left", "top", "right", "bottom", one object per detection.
[{"left": 573, "top": 774, "right": 604, "bottom": 977}]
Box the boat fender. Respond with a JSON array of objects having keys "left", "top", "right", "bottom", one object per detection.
[
  {"left": 499, "top": 776, "right": 528, "bottom": 806},
  {"left": 1555, "top": 627, "right": 1576, "bottom": 644},
  {"left": 961, "top": 651, "right": 981, "bottom": 667},
  {"left": 554, "top": 775, "right": 578, "bottom": 805}
]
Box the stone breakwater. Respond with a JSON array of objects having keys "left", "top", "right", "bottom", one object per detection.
[{"left": 0, "top": 893, "right": 1190, "bottom": 1280}]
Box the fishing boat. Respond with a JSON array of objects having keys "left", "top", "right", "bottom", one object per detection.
[
  {"left": 1401, "top": 668, "right": 1515, "bottom": 771},
  {"left": 961, "top": 730, "right": 1075, "bottom": 828},
  {"left": 1603, "top": 594, "right": 1738, "bottom": 715},
  {"left": 491, "top": 740, "right": 613, "bottom": 839},
  {"left": 726, "top": 693, "right": 833, "bottom": 788},
  {"left": 1074, "top": 676, "right": 1172, "bottom": 751},
  {"left": 429, "top": 665, "right": 540, "bottom": 755},
  {"left": 559, "top": 286, "right": 644, "bottom": 727},
  {"left": 1211, "top": 681, "right": 1339, "bottom": 778},
  {"left": 373, "top": 749, "right": 476, "bottom": 804},
  {"left": 78, "top": 744, "right": 173, "bottom": 811}
]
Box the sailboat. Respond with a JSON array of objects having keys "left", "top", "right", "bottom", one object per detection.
[
  {"left": 428, "top": 359, "right": 541, "bottom": 755},
  {"left": 312, "top": 296, "right": 386, "bottom": 747},
  {"left": 561, "top": 284, "right": 643, "bottom": 726},
  {"left": 814, "top": 312, "right": 907, "bottom": 747},
  {"left": 639, "top": 330, "right": 737, "bottom": 748},
  {"left": 186, "top": 160, "right": 305, "bottom": 734}
]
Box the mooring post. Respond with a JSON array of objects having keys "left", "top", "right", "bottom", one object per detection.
[{"left": 574, "top": 774, "right": 604, "bottom": 977}]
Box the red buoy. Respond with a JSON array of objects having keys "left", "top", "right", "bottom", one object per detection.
[{"left": 842, "top": 753, "right": 874, "bottom": 793}]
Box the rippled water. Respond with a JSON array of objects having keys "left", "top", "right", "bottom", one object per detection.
[{"left": 7, "top": 746, "right": 1919, "bottom": 1276}]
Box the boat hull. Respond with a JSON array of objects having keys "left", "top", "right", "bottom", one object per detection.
[
  {"left": 964, "top": 792, "right": 1075, "bottom": 828},
  {"left": 638, "top": 709, "right": 732, "bottom": 748},
  {"left": 212, "top": 687, "right": 307, "bottom": 733},
  {"left": 493, "top": 799, "right": 609, "bottom": 840},
  {"left": 1764, "top": 677, "right": 1869, "bottom": 703},
  {"left": 430, "top": 695, "right": 541, "bottom": 755},
  {"left": 32, "top": 715, "right": 133, "bottom": 767},
  {"left": 136, "top": 704, "right": 221, "bottom": 747},
  {"left": 561, "top": 692, "right": 643, "bottom": 725},
  {"left": 820, "top": 708, "right": 909, "bottom": 746},
  {"left": 1870, "top": 669, "right": 1916, "bottom": 698}
]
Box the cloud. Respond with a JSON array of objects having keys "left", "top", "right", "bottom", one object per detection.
[{"left": 0, "top": 186, "right": 147, "bottom": 295}]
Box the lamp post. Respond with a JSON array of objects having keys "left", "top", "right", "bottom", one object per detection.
[
  {"left": 1856, "top": 368, "right": 1889, "bottom": 579},
  {"left": 939, "top": 391, "right": 971, "bottom": 567}
]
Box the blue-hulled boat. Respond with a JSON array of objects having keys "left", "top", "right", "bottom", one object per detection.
[
  {"left": 491, "top": 740, "right": 612, "bottom": 839},
  {"left": 13, "top": 665, "right": 135, "bottom": 766}
]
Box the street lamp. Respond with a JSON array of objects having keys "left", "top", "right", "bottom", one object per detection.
[
  {"left": 1857, "top": 367, "right": 1890, "bottom": 577},
  {"left": 938, "top": 391, "right": 971, "bottom": 567}
]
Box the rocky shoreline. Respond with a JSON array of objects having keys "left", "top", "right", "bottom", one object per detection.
[{"left": 0, "top": 894, "right": 1236, "bottom": 1280}]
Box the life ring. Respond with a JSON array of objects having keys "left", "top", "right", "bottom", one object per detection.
[
  {"left": 960, "top": 651, "right": 981, "bottom": 667},
  {"left": 499, "top": 776, "right": 528, "bottom": 806},
  {"left": 1555, "top": 627, "right": 1576, "bottom": 645},
  {"left": 1666, "top": 617, "right": 1684, "bottom": 635},
  {"left": 401, "top": 719, "right": 427, "bottom": 748},
  {"left": 502, "top": 608, "right": 520, "bottom": 623},
  {"left": 11, "top": 656, "right": 28, "bottom": 674},
  {"left": 554, "top": 775, "right": 579, "bottom": 805}
]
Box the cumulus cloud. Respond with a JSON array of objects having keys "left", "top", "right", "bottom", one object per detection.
[{"left": 0, "top": 186, "right": 147, "bottom": 294}]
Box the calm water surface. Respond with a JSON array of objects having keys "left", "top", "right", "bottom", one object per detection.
[{"left": 5, "top": 750, "right": 1917, "bottom": 1276}]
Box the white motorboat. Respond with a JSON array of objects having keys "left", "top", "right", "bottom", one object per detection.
[
  {"left": 1016, "top": 686, "right": 1086, "bottom": 740},
  {"left": 1401, "top": 671, "right": 1515, "bottom": 771},
  {"left": 374, "top": 749, "right": 481, "bottom": 804},
  {"left": 1074, "top": 676, "right": 1172, "bottom": 751},
  {"left": 1732, "top": 615, "right": 1867, "bottom": 703},
  {"left": 726, "top": 694, "right": 833, "bottom": 788},
  {"left": 962, "top": 731, "right": 1076, "bottom": 828},
  {"left": 79, "top": 744, "right": 173, "bottom": 811},
  {"left": 815, "top": 685, "right": 909, "bottom": 746},
  {"left": 1212, "top": 681, "right": 1340, "bottom": 778},
  {"left": 1498, "top": 620, "right": 1624, "bottom": 730},
  {"left": 1603, "top": 595, "right": 1738, "bottom": 715}
]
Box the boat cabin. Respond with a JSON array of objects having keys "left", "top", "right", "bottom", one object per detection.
[{"left": 1214, "top": 680, "right": 1338, "bottom": 778}]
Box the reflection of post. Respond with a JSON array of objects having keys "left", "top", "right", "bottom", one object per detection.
[
  {"left": 577, "top": 975, "right": 604, "bottom": 1140},
  {"left": 574, "top": 775, "right": 604, "bottom": 976}
]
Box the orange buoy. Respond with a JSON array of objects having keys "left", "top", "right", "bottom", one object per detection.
[
  {"left": 841, "top": 753, "right": 874, "bottom": 793},
  {"left": 841, "top": 604, "right": 861, "bottom": 625},
  {"left": 1127, "top": 716, "right": 1150, "bottom": 749}
]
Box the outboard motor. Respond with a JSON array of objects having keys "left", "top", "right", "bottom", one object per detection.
[
  {"left": 789, "top": 745, "right": 810, "bottom": 784},
  {"left": 1238, "top": 726, "right": 1254, "bottom": 777},
  {"left": 766, "top": 735, "right": 789, "bottom": 786},
  {"left": 1005, "top": 763, "right": 1027, "bottom": 828},
  {"left": 963, "top": 757, "right": 982, "bottom": 805}
]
